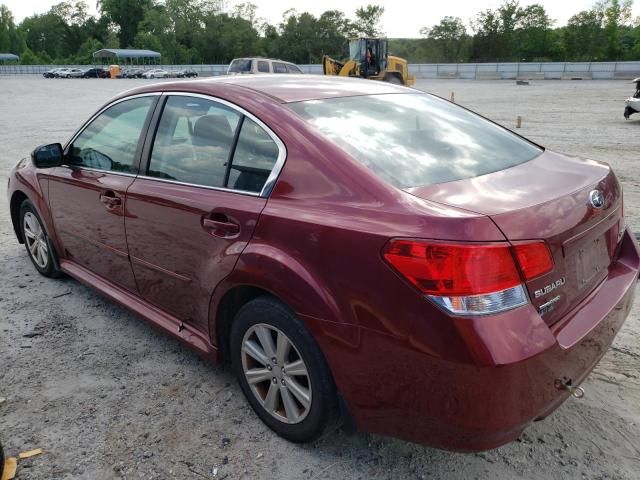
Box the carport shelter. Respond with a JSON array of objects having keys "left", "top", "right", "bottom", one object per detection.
[
  {"left": 0, "top": 53, "right": 19, "bottom": 63},
  {"left": 92, "top": 49, "right": 161, "bottom": 65}
]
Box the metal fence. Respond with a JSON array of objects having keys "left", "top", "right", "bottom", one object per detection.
[
  {"left": 411, "top": 61, "right": 640, "bottom": 80},
  {"left": 2, "top": 61, "right": 640, "bottom": 79}
]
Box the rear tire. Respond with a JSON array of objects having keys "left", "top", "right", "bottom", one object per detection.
[
  {"left": 230, "top": 296, "right": 339, "bottom": 443},
  {"left": 20, "top": 200, "right": 62, "bottom": 278},
  {"left": 386, "top": 75, "right": 403, "bottom": 85}
]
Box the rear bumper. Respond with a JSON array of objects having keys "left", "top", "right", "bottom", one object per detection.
[{"left": 335, "top": 229, "right": 640, "bottom": 451}]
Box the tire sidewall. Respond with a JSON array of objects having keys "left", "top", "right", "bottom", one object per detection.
[
  {"left": 20, "top": 200, "right": 57, "bottom": 277},
  {"left": 230, "top": 296, "right": 336, "bottom": 443}
]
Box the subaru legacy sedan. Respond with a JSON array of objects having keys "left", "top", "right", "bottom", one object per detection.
[{"left": 7, "top": 75, "right": 639, "bottom": 451}]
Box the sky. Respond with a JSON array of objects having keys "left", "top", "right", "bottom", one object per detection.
[{"left": 3, "top": 0, "right": 639, "bottom": 38}]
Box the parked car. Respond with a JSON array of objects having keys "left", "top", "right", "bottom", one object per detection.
[
  {"left": 59, "top": 68, "right": 84, "bottom": 78},
  {"left": 227, "top": 57, "right": 303, "bottom": 75},
  {"left": 175, "top": 69, "right": 199, "bottom": 78},
  {"left": 127, "top": 69, "right": 146, "bottom": 79},
  {"left": 42, "top": 67, "right": 66, "bottom": 78},
  {"left": 623, "top": 77, "right": 640, "bottom": 119},
  {"left": 7, "top": 76, "right": 639, "bottom": 451},
  {"left": 51, "top": 68, "right": 71, "bottom": 78},
  {"left": 142, "top": 69, "right": 169, "bottom": 79},
  {"left": 83, "top": 67, "right": 110, "bottom": 79}
]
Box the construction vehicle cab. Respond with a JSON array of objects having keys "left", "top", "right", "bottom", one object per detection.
[{"left": 323, "top": 38, "right": 415, "bottom": 86}]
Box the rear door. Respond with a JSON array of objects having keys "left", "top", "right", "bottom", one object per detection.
[
  {"left": 124, "top": 93, "right": 284, "bottom": 331},
  {"left": 49, "top": 94, "right": 158, "bottom": 292}
]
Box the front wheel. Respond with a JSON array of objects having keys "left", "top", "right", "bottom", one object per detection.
[
  {"left": 20, "top": 200, "right": 62, "bottom": 278},
  {"left": 624, "top": 106, "right": 635, "bottom": 119},
  {"left": 230, "top": 296, "right": 339, "bottom": 443}
]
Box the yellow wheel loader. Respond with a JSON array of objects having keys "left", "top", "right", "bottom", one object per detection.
[{"left": 322, "top": 38, "right": 415, "bottom": 86}]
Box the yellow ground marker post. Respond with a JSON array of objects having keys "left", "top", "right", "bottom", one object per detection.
[
  {"left": 1, "top": 457, "right": 17, "bottom": 480},
  {"left": 1, "top": 448, "right": 43, "bottom": 480},
  {"left": 18, "top": 449, "right": 43, "bottom": 460}
]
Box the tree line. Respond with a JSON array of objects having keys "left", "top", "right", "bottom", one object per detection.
[{"left": 0, "top": 0, "right": 638, "bottom": 65}]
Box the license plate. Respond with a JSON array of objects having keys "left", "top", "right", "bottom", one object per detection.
[{"left": 575, "top": 234, "right": 610, "bottom": 288}]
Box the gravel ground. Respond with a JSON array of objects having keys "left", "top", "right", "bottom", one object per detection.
[{"left": 1, "top": 77, "right": 639, "bottom": 480}]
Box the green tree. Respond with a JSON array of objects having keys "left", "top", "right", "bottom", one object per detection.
[
  {"left": 351, "top": 4, "right": 384, "bottom": 37},
  {"left": 196, "top": 12, "right": 260, "bottom": 63},
  {"left": 20, "top": 13, "right": 68, "bottom": 59},
  {"left": 564, "top": 8, "right": 605, "bottom": 60},
  {"left": 471, "top": 8, "right": 502, "bottom": 60},
  {"left": 0, "top": 4, "right": 25, "bottom": 54},
  {"left": 135, "top": 3, "right": 175, "bottom": 60},
  {"left": 601, "top": 0, "right": 633, "bottom": 59},
  {"left": 421, "top": 16, "right": 467, "bottom": 62},
  {"left": 515, "top": 4, "right": 553, "bottom": 60},
  {"left": 97, "top": 0, "right": 152, "bottom": 48}
]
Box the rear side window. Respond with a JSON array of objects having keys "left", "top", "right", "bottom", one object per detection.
[
  {"left": 273, "top": 62, "right": 287, "bottom": 74},
  {"left": 228, "top": 59, "right": 252, "bottom": 73},
  {"left": 147, "top": 95, "right": 280, "bottom": 194},
  {"left": 68, "top": 96, "right": 155, "bottom": 173},
  {"left": 286, "top": 64, "right": 302, "bottom": 74},
  {"left": 257, "top": 61, "right": 270, "bottom": 73},
  {"left": 288, "top": 94, "right": 542, "bottom": 188},
  {"left": 148, "top": 96, "right": 241, "bottom": 187},
  {"left": 227, "top": 118, "right": 280, "bottom": 193}
]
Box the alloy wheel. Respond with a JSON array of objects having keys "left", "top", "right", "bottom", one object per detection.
[
  {"left": 241, "top": 323, "right": 312, "bottom": 424},
  {"left": 23, "top": 212, "right": 49, "bottom": 269}
]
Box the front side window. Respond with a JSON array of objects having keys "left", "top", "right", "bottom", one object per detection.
[
  {"left": 257, "top": 61, "right": 270, "bottom": 73},
  {"left": 227, "top": 118, "right": 280, "bottom": 193},
  {"left": 273, "top": 62, "right": 287, "bottom": 74},
  {"left": 68, "top": 96, "right": 155, "bottom": 173},
  {"left": 288, "top": 93, "right": 542, "bottom": 188},
  {"left": 148, "top": 96, "right": 241, "bottom": 187}
]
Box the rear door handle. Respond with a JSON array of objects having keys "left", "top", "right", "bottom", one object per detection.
[{"left": 202, "top": 215, "right": 240, "bottom": 238}]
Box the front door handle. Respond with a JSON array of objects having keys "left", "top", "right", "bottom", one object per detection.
[
  {"left": 99, "top": 191, "right": 122, "bottom": 207},
  {"left": 202, "top": 214, "right": 240, "bottom": 238}
]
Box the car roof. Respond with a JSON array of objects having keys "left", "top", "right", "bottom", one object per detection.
[
  {"left": 231, "top": 57, "right": 293, "bottom": 64},
  {"left": 128, "top": 74, "right": 412, "bottom": 104}
]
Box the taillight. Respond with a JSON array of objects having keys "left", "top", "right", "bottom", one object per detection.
[
  {"left": 383, "top": 239, "right": 552, "bottom": 316},
  {"left": 512, "top": 242, "right": 553, "bottom": 280}
]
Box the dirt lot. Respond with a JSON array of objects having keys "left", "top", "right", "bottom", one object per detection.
[{"left": 1, "top": 77, "right": 639, "bottom": 480}]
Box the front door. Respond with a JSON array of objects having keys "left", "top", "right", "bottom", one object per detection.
[
  {"left": 124, "top": 94, "right": 283, "bottom": 330},
  {"left": 49, "top": 95, "right": 158, "bottom": 291}
]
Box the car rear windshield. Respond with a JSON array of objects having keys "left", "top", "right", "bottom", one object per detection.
[
  {"left": 288, "top": 93, "right": 543, "bottom": 188},
  {"left": 229, "top": 59, "right": 252, "bottom": 73}
]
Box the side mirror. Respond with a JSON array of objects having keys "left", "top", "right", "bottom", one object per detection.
[{"left": 31, "top": 143, "right": 63, "bottom": 168}]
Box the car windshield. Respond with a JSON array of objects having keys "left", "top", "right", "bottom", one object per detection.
[
  {"left": 348, "top": 40, "right": 363, "bottom": 61},
  {"left": 229, "top": 59, "right": 252, "bottom": 73},
  {"left": 288, "top": 93, "right": 543, "bottom": 188}
]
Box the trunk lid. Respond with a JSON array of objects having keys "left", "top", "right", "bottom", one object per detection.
[{"left": 406, "top": 151, "right": 624, "bottom": 325}]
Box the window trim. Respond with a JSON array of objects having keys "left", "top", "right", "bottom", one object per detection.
[
  {"left": 62, "top": 92, "right": 162, "bottom": 176},
  {"left": 139, "top": 92, "right": 287, "bottom": 198}
]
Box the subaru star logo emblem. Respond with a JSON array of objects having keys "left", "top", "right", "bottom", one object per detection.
[{"left": 589, "top": 190, "right": 605, "bottom": 209}]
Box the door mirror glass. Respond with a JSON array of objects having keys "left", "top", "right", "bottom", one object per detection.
[{"left": 31, "top": 143, "right": 63, "bottom": 168}]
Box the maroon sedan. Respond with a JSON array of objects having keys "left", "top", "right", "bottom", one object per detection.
[{"left": 7, "top": 76, "right": 639, "bottom": 451}]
